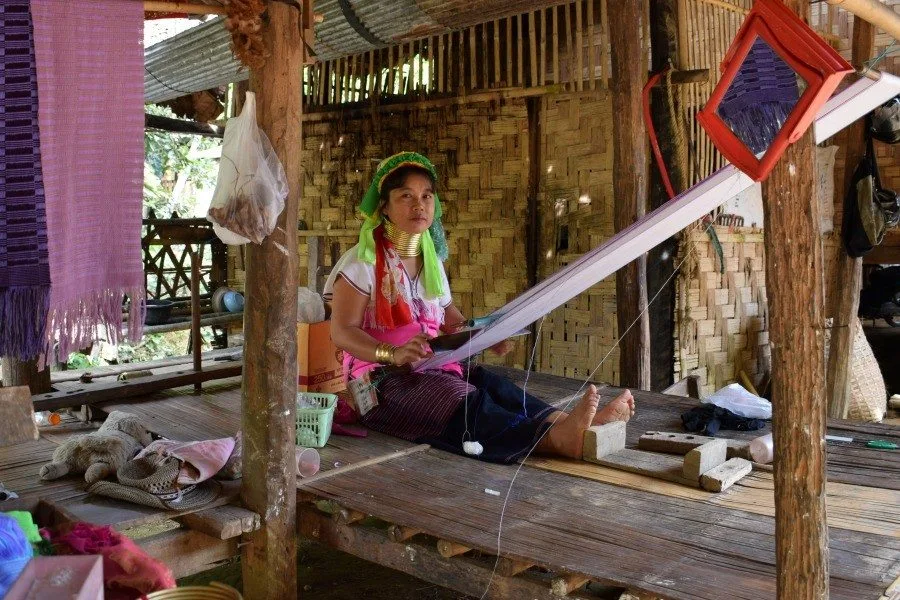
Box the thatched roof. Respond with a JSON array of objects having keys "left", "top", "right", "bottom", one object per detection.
[{"left": 145, "top": 0, "right": 571, "bottom": 103}]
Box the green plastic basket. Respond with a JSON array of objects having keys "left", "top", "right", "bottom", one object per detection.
[{"left": 295, "top": 392, "right": 337, "bottom": 448}]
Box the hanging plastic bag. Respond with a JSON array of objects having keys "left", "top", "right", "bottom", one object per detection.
[{"left": 207, "top": 91, "right": 288, "bottom": 245}]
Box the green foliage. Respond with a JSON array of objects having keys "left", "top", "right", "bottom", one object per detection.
[{"left": 144, "top": 104, "right": 221, "bottom": 217}]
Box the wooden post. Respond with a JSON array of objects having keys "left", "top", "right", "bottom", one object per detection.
[
  {"left": 1, "top": 358, "right": 51, "bottom": 395},
  {"left": 761, "top": 2, "right": 829, "bottom": 598},
  {"left": 608, "top": 0, "right": 651, "bottom": 390},
  {"left": 825, "top": 17, "right": 875, "bottom": 420},
  {"left": 190, "top": 251, "right": 202, "bottom": 393},
  {"left": 646, "top": 0, "right": 686, "bottom": 391},
  {"left": 241, "top": 1, "right": 302, "bottom": 598}
]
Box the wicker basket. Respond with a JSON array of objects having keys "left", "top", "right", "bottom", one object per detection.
[
  {"left": 847, "top": 318, "right": 887, "bottom": 422},
  {"left": 145, "top": 582, "right": 242, "bottom": 600},
  {"left": 295, "top": 392, "right": 337, "bottom": 448}
]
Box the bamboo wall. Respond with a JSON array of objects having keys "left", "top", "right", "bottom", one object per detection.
[{"left": 674, "top": 226, "right": 770, "bottom": 398}]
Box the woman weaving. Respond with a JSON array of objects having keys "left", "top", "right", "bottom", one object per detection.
[{"left": 325, "top": 152, "right": 635, "bottom": 463}]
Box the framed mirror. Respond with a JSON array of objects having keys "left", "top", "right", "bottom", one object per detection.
[{"left": 697, "top": 0, "right": 853, "bottom": 181}]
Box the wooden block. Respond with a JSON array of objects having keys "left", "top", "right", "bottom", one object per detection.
[
  {"left": 638, "top": 431, "right": 715, "bottom": 455},
  {"left": 437, "top": 539, "right": 471, "bottom": 558},
  {"left": 683, "top": 440, "right": 728, "bottom": 480},
  {"left": 0, "top": 386, "right": 38, "bottom": 447},
  {"left": 638, "top": 431, "right": 752, "bottom": 460},
  {"left": 550, "top": 573, "right": 590, "bottom": 596},
  {"left": 700, "top": 458, "right": 753, "bottom": 492},
  {"left": 334, "top": 506, "right": 367, "bottom": 525},
  {"left": 591, "top": 448, "right": 700, "bottom": 487},
  {"left": 496, "top": 557, "right": 534, "bottom": 577},
  {"left": 178, "top": 505, "right": 261, "bottom": 540},
  {"left": 387, "top": 524, "right": 421, "bottom": 543},
  {"left": 582, "top": 421, "right": 626, "bottom": 461}
]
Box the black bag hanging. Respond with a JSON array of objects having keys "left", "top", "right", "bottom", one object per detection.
[
  {"left": 869, "top": 95, "right": 900, "bottom": 145},
  {"left": 842, "top": 121, "right": 900, "bottom": 258}
]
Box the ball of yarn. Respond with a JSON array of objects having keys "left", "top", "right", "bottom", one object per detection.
[
  {"left": 462, "top": 441, "right": 484, "bottom": 456},
  {"left": 0, "top": 513, "right": 33, "bottom": 597}
]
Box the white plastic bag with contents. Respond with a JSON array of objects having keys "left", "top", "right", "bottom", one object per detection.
[
  {"left": 207, "top": 91, "right": 288, "bottom": 245},
  {"left": 702, "top": 383, "right": 772, "bottom": 420}
]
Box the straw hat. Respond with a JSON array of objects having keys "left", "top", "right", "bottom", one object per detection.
[{"left": 88, "top": 453, "right": 220, "bottom": 511}]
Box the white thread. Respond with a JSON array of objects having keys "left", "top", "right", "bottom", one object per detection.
[{"left": 478, "top": 221, "right": 717, "bottom": 599}]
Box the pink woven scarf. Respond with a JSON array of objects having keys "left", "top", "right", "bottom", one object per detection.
[{"left": 29, "top": 0, "right": 145, "bottom": 362}]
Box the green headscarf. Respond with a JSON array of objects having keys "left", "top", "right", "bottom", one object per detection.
[{"left": 357, "top": 152, "right": 448, "bottom": 298}]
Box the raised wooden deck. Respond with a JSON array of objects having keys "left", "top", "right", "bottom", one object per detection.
[{"left": 1, "top": 368, "right": 897, "bottom": 598}]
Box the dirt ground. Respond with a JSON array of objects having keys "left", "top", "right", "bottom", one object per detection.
[{"left": 178, "top": 538, "right": 476, "bottom": 599}]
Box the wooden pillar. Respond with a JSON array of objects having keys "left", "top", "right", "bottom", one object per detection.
[
  {"left": 761, "top": 2, "right": 828, "bottom": 598},
  {"left": 647, "top": 0, "right": 687, "bottom": 391},
  {"left": 825, "top": 17, "right": 875, "bottom": 420},
  {"left": 1, "top": 358, "right": 51, "bottom": 395},
  {"left": 240, "top": 2, "right": 302, "bottom": 598},
  {"left": 609, "top": 0, "right": 651, "bottom": 390}
]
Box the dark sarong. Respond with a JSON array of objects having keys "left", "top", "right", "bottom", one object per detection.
[{"left": 420, "top": 367, "right": 556, "bottom": 464}]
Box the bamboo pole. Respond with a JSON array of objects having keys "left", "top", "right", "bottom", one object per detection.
[
  {"left": 530, "top": 11, "right": 539, "bottom": 87},
  {"left": 518, "top": 14, "right": 525, "bottom": 87},
  {"left": 587, "top": 0, "right": 596, "bottom": 89},
  {"left": 190, "top": 251, "right": 202, "bottom": 393},
  {"left": 469, "top": 27, "right": 477, "bottom": 90},
  {"left": 553, "top": 7, "right": 560, "bottom": 84},
  {"left": 827, "top": 0, "right": 900, "bottom": 41},
  {"left": 506, "top": 16, "right": 514, "bottom": 86},
  {"left": 826, "top": 16, "right": 875, "bottom": 419},
  {"left": 144, "top": 1, "right": 226, "bottom": 15},
  {"left": 576, "top": 0, "right": 584, "bottom": 91},
  {"left": 494, "top": 20, "right": 501, "bottom": 87}
]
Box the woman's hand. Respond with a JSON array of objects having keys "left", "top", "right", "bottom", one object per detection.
[
  {"left": 488, "top": 339, "right": 515, "bottom": 357},
  {"left": 391, "top": 333, "right": 432, "bottom": 366}
]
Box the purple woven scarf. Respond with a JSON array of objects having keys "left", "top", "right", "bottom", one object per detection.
[
  {"left": 0, "top": 0, "right": 51, "bottom": 360},
  {"left": 30, "top": 0, "right": 145, "bottom": 363}
]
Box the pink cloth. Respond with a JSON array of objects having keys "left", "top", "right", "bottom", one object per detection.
[
  {"left": 48, "top": 522, "right": 175, "bottom": 600},
  {"left": 30, "top": 0, "right": 146, "bottom": 362},
  {"left": 137, "top": 437, "right": 236, "bottom": 485}
]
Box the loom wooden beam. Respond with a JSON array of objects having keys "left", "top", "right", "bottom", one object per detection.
[
  {"left": 144, "top": 113, "right": 223, "bottom": 138},
  {"left": 240, "top": 1, "right": 302, "bottom": 597},
  {"left": 32, "top": 362, "right": 242, "bottom": 411},
  {"left": 762, "top": 2, "right": 829, "bottom": 598},
  {"left": 143, "top": 1, "right": 227, "bottom": 15},
  {"left": 609, "top": 0, "right": 651, "bottom": 390},
  {"left": 825, "top": 16, "right": 875, "bottom": 420},
  {"left": 0, "top": 387, "right": 39, "bottom": 448}
]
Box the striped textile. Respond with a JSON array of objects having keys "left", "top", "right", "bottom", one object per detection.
[
  {"left": 362, "top": 370, "right": 474, "bottom": 441},
  {"left": 0, "top": 0, "right": 51, "bottom": 360},
  {"left": 30, "top": 0, "right": 146, "bottom": 362}
]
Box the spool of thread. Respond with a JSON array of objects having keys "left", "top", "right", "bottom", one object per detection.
[
  {"left": 0, "top": 514, "right": 33, "bottom": 598},
  {"left": 749, "top": 432, "right": 774, "bottom": 464}
]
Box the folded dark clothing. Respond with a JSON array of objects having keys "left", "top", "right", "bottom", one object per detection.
[{"left": 681, "top": 404, "right": 767, "bottom": 436}]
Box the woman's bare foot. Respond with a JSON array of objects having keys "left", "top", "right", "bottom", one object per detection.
[
  {"left": 592, "top": 389, "right": 635, "bottom": 425},
  {"left": 540, "top": 385, "right": 600, "bottom": 458}
]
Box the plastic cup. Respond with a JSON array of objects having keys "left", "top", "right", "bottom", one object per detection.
[{"left": 296, "top": 447, "right": 321, "bottom": 478}]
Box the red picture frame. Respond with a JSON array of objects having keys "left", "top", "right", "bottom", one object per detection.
[{"left": 697, "top": 0, "right": 853, "bottom": 181}]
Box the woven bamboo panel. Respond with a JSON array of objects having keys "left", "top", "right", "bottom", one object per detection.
[
  {"left": 230, "top": 101, "right": 533, "bottom": 368},
  {"left": 536, "top": 92, "right": 618, "bottom": 382},
  {"left": 674, "top": 226, "right": 770, "bottom": 398}
]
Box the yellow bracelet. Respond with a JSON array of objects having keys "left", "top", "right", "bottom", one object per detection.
[{"left": 374, "top": 343, "right": 396, "bottom": 365}]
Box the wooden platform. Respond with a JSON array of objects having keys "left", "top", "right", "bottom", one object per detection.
[{"left": 1, "top": 368, "right": 898, "bottom": 598}]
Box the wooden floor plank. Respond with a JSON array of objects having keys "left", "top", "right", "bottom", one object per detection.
[{"left": 301, "top": 448, "right": 896, "bottom": 600}]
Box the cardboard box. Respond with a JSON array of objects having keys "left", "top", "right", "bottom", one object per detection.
[
  {"left": 297, "top": 321, "right": 345, "bottom": 394},
  {"left": 6, "top": 556, "right": 104, "bottom": 600}
]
